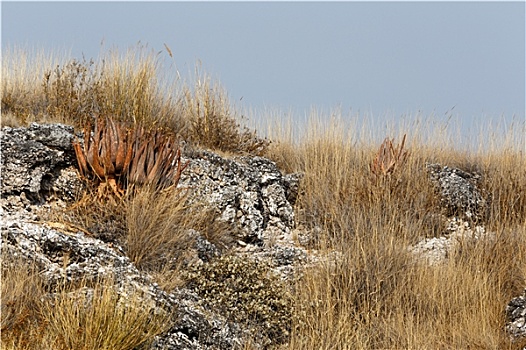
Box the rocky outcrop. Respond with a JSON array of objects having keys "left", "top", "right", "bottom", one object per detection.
[
  {"left": 1, "top": 123, "right": 304, "bottom": 349},
  {"left": 426, "top": 163, "right": 487, "bottom": 223},
  {"left": 180, "top": 149, "right": 300, "bottom": 246}
]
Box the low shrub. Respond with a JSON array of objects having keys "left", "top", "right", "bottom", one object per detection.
[{"left": 182, "top": 254, "right": 293, "bottom": 346}]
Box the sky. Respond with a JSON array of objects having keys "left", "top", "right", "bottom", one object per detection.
[{"left": 2, "top": 1, "right": 525, "bottom": 148}]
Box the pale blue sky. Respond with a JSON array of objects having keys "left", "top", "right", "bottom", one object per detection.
[{"left": 2, "top": 2, "right": 525, "bottom": 147}]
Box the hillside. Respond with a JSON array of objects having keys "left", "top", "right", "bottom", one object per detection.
[{"left": 1, "top": 47, "right": 526, "bottom": 349}]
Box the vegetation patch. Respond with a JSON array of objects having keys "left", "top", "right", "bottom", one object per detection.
[
  {"left": 1, "top": 45, "right": 269, "bottom": 156},
  {"left": 73, "top": 116, "right": 188, "bottom": 197},
  {"left": 182, "top": 254, "right": 293, "bottom": 346}
]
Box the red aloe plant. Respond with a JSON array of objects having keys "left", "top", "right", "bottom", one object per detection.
[
  {"left": 370, "top": 134, "right": 409, "bottom": 177},
  {"left": 72, "top": 116, "right": 189, "bottom": 197}
]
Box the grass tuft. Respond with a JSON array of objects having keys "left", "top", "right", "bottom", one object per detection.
[
  {"left": 1, "top": 258, "right": 47, "bottom": 349},
  {"left": 43, "top": 279, "right": 171, "bottom": 350}
]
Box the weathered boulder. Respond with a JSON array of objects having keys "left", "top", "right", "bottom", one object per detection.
[
  {"left": 1, "top": 123, "right": 82, "bottom": 199},
  {"left": 180, "top": 149, "right": 299, "bottom": 246},
  {"left": 426, "top": 163, "right": 487, "bottom": 223}
]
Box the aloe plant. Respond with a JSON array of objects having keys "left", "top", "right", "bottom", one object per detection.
[
  {"left": 72, "top": 116, "right": 188, "bottom": 196},
  {"left": 370, "top": 134, "right": 409, "bottom": 177}
]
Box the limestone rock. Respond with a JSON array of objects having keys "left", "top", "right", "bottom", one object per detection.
[
  {"left": 180, "top": 149, "right": 299, "bottom": 246},
  {"left": 1, "top": 123, "right": 82, "bottom": 198},
  {"left": 426, "top": 163, "right": 487, "bottom": 223},
  {"left": 507, "top": 291, "right": 526, "bottom": 340}
]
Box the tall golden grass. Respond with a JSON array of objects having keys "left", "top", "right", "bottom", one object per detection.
[
  {"left": 1, "top": 44, "right": 266, "bottom": 154},
  {"left": 42, "top": 279, "right": 171, "bottom": 350},
  {"left": 264, "top": 114, "right": 526, "bottom": 349}
]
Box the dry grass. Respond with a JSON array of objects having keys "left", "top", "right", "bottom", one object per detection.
[
  {"left": 477, "top": 149, "right": 526, "bottom": 230},
  {"left": 42, "top": 279, "right": 171, "bottom": 350},
  {"left": 125, "top": 185, "right": 238, "bottom": 292},
  {"left": 125, "top": 187, "right": 192, "bottom": 271},
  {"left": 264, "top": 115, "right": 526, "bottom": 349},
  {"left": 1, "top": 257, "right": 48, "bottom": 349},
  {"left": 1, "top": 45, "right": 70, "bottom": 125},
  {"left": 2, "top": 46, "right": 526, "bottom": 349},
  {"left": 287, "top": 225, "right": 526, "bottom": 350},
  {"left": 1, "top": 45, "right": 267, "bottom": 155},
  {"left": 183, "top": 68, "right": 269, "bottom": 155},
  {"left": 56, "top": 184, "right": 235, "bottom": 291},
  {"left": 1, "top": 259, "right": 169, "bottom": 350}
]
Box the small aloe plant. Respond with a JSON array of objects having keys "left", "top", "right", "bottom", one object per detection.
[
  {"left": 72, "top": 116, "right": 189, "bottom": 197},
  {"left": 370, "top": 134, "right": 409, "bottom": 177}
]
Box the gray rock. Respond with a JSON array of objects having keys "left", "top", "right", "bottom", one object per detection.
[
  {"left": 1, "top": 217, "right": 144, "bottom": 288},
  {"left": 507, "top": 291, "right": 526, "bottom": 340},
  {"left": 256, "top": 244, "right": 309, "bottom": 280},
  {"left": 180, "top": 149, "right": 299, "bottom": 246},
  {"left": 426, "top": 163, "right": 487, "bottom": 223},
  {"left": 408, "top": 235, "right": 451, "bottom": 265},
  {"left": 1, "top": 123, "right": 82, "bottom": 199}
]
